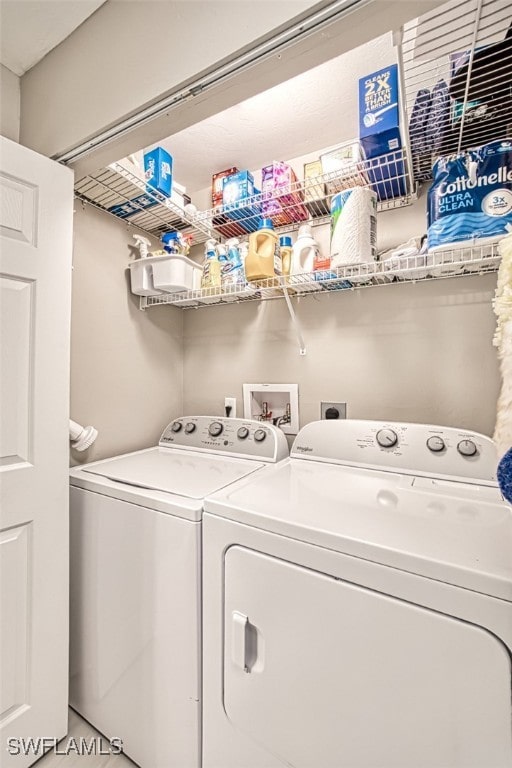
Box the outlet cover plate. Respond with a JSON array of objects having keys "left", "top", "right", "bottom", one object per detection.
[{"left": 321, "top": 402, "right": 347, "bottom": 420}]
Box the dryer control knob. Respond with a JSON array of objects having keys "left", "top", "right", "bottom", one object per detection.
[
  {"left": 171, "top": 421, "right": 183, "bottom": 433},
  {"left": 376, "top": 428, "right": 398, "bottom": 448},
  {"left": 237, "top": 427, "right": 249, "bottom": 440},
  {"left": 209, "top": 421, "right": 224, "bottom": 437},
  {"left": 426, "top": 436, "right": 445, "bottom": 453},
  {"left": 457, "top": 439, "right": 477, "bottom": 457},
  {"left": 254, "top": 429, "right": 267, "bottom": 443},
  {"left": 185, "top": 422, "right": 196, "bottom": 434}
]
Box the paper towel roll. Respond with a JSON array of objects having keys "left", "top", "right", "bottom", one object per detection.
[{"left": 330, "top": 187, "right": 377, "bottom": 267}]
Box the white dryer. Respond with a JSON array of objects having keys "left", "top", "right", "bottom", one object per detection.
[
  {"left": 69, "top": 415, "right": 288, "bottom": 768},
  {"left": 202, "top": 419, "right": 512, "bottom": 768}
]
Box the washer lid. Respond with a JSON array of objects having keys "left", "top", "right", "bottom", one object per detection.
[
  {"left": 204, "top": 458, "right": 512, "bottom": 601},
  {"left": 81, "top": 447, "right": 264, "bottom": 499}
]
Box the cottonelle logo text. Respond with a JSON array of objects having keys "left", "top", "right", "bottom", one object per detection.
[
  {"left": 438, "top": 166, "right": 512, "bottom": 196},
  {"left": 7, "top": 736, "right": 123, "bottom": 757}
]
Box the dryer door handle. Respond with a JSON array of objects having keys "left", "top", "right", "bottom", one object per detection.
[{"left": 232, "top": 611, "right": 249, "bottom": 673}]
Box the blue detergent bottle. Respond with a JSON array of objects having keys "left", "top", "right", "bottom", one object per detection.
[{"left": 222, "top": 238, "right": 245, "bottom": 289}]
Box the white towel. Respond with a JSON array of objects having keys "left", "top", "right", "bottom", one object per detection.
[{"left": 493, "top": 233, "right": 512, "bottom": 457}]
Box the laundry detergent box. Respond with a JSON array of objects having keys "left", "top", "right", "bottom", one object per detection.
[
  {"left": 261, "top": 161, "right": 308, "bottom": 225},
  {"left": 223, "top": 170, "right": 255, "bottom": 208},
  {"left": 303, "top": 160, "right": 329, "bottom": 216},
  {"left": 212, "top": 213, "right": 247, "bottom": 238},
  {"left": 427, "top": 139, "right": 512, "bottom": 251},
  {"left": 212, "top": 166, "right": 239, "bottom": 209},
  {"left": 223, "top": 171, "right": 261, "bottom": 231},
  {"left": 359, "top": 64, "right": 405, "bottom": 200},
  {"left": 320, "top": 143, "right": 368, "bottom": 195},
  {"left": 144, "top": 147, "right": 173, "bottom": 197},
  {"left": 362, "top": 149, "right": 407, "bottom": 201},
  {"left": 108, "top": 193, "right": 158, "bottom": 219},
  {"left": 224, "top": 194, "right": 261, "bottom": 232}
]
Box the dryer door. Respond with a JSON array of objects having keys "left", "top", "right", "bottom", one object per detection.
[{"left": 223, "top": 546, "right": 512, "bottom": 768}]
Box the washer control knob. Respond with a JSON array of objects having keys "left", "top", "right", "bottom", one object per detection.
[
  {"left": 426, "top": 436, "right": 445, "bottom": 453},
  {"left": 376, "top": 428, "right": 398, "bottom": 448},
  {"left": 457, "top": 439, "right": 478, "bottom": 457},
  {"left": 184, "top": 422, "right": 196, "bottom": 434},
  {"left": 208, "top": 421, "right": 224, "bottom": 437},
  {"left": 237, "top": 427, "right": 249, "bottom": 440},
  {"left": 254, "top": 429, "right": 267, "bottom": 443},
  {"left": 171, "top": 421, "right": 183, "bottom": 433}
]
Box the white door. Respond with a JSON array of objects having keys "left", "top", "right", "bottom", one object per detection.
[
  {"left": 224, "top": 546, "right": 512, "bottom": 768},
  {"left": 0, "top": 136, "right": 73, "bottom": 765}
]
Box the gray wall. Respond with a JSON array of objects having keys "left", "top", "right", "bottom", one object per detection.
[
  {"left": 19, "top": 0, "right": 319, "bottom": 160},
  {"left": 19, "top": 0, "right": 443, "bottom": 176},
  {"left": 0, "top": 64, "right": 20, "bottom": 141},
  {"left": 182, "top": 183, "right": 502, "bottom": 436},
  {"left": 70, "top": 203, "right": 183, "bottom": 464},
  {"left": 69, "top": 193, "right": 499, "bottom": 453},
  {"left": 183, "top": 273, "right": 499, "bottom": 437}
]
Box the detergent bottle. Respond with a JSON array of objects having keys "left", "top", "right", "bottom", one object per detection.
[
  {"left": 279, "top": 236, "right": 293, "bottom": 278},
  {"left": 291, "top": 224, "right": 319, "bottom": 275},
  {"left": 245, "top": 218, "right": 281, "bottom": 283},
  {"left": 217, "top": 243, "right": 228, "bottom": 262},
  {"left": 201, "top": 239, "right": 221, "bottom": 290},
  {"left": 238, "top": 240, "right": 254, "bottom": 293},
  {"left": 216, "top": 243, "right": 229, "bottom": 289},
  {"left": 222, "top": 238, "right": 245, "bottom": 290}
]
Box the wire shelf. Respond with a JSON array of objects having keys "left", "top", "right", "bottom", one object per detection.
[
  {"left": 400, "top": 0, "right": 512, "bottom": 182},
  {"left": 142, "top": 242, "right": 500, "bottom": 309},
  {"left": 74, "top": 160, "right": 215, "bottom": 243},
  {"left": 75, "top": 150, "right": 414, "bottom": 244},
  {"left": 195, "top": 149, "right": 413, "bottom": 241}
]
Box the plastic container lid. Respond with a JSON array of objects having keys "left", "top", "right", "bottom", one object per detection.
[
  {"left": 259, "top": 218, "right": 274, "bottom": 230},
  {"left": 280, "top": 236, "right": 292, "bottom": 247}
]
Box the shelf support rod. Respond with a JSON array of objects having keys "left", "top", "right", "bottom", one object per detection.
[{"left": 282, "top": 286, "right": 306, "bottom": 356}]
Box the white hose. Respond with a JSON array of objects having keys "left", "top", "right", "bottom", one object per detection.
[{"left": 70, "top": 419, "right": 98, "bottom": 451}]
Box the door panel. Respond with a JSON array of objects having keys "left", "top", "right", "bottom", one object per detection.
[
  {"left": 0, "top": 277, "right": 33, "bottom": 465},
  {"left": 224, "top": 546, "right": 512, "bottom": 768},
  {"left": 0, "top": 137, "right": 73, "bottom": 766},
  {"left": 0, "top": 524, "right": 30, "bottom": 720},
  {"left": 0, "top": 173, "right": 37, "bottom": 244}
]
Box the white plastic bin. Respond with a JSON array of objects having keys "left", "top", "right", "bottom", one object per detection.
[
  {"left": 128, "top": 260, "right": 162, "bottom": 296},
  {"left": 128, "top": 254, "right": 201, "bottom": 296},
  {"left": 151, "top": 254, "right": 202, "bottom": 293}
]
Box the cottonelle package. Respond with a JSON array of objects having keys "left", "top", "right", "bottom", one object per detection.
[{"left": 427, "top": 140, "right": 512, "bottom": 251}]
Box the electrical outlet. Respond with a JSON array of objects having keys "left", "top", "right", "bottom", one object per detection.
[
  {"left": 320, "top": 402, "right": 347, "bottom": 420},
  {"left": 224, "top": 397, "right": 237, "bottom": 418}
]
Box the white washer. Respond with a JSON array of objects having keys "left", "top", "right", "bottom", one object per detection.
[
  {"left": 69, "top": 415, "right": 288, "bottom": 768},
  {"left": 203, "top": 419, "right": 512, "bottom": 768}
]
